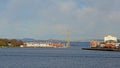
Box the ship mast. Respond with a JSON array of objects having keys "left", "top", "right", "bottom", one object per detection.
[{"left": 66, "top": 30, "right": 70, "bottom": 48}]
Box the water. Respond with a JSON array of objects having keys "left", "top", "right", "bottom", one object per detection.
[{"left": 0, "top": 42, "right": 120, "bottom": 68}]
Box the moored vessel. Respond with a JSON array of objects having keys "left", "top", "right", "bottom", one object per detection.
[{"left": 82, "top": 35, "right": 120, "bottom": 51}]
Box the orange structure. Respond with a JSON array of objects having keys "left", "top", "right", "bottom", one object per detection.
[
  {"left": 49, "top": 43, "right": 64, "bottom": 48},
  {"left": 104, "top": 44, "right": 116, "bottom": 48}
]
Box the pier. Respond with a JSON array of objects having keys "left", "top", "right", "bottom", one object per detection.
[{"left": 82, "top": 48, "right": 120, "bottom": 51}]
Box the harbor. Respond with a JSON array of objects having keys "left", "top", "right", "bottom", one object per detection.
[
  {"left": 20, "top": 31, "right": 71, "bottom": 48},
  {"left": 21, "top": 42, "right": 65, "bottom": 48}
]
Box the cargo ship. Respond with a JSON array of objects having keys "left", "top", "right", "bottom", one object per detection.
[{"left": 82, "top": 35, "right": 120, "bottom": 51}]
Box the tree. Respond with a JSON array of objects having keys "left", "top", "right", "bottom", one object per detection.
[
  {"left": 10, "top": 39, "right": 24, "bottom": 47},
  {"left": 0, "top": 41, "right": 6, "bottom": 47},
  {"left": 0, "top": 38, "right": 24, "bottom": 47}
]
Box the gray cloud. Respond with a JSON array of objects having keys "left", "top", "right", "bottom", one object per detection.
[{"left": 0, "top": 0, "right": 120, "bottom": 40}]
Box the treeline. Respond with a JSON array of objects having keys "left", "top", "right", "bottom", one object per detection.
[{"left": 0, "top": 39, "right": 24, "bottom": 47}]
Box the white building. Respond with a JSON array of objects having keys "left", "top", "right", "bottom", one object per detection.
[
  {"left": 104, "top": 35, "right": 117, "bottom": 42},
  {"left": 25, "top": 42, "right": 52, "bottom": 48}
]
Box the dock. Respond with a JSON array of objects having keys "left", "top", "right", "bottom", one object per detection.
[{"left": 82, "top": 48, "right": 120, "bottom": 51}]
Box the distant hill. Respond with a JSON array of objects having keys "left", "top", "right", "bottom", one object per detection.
[
  {"left": 21, "top": 38, "right": 65, "bottom": 42},
  {"left": 21, "top": 38, "right": 36, "bottom": 42},
  {"left": 21, "top": 38, "right": 104, "bottom": 42}
]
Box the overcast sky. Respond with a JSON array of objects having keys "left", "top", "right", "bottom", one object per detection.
[{"left": 0, "top": 0, "right": 120, "bottom": 40}]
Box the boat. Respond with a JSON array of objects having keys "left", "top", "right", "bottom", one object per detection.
[{"left": 82, "top": 35, "right": 120, "bottom": 51}]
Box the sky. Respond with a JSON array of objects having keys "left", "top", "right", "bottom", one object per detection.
[{"left": 0, "top": 0, "right": 120, "bottom": 40}]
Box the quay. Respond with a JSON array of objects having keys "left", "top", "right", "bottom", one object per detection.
[{"left": 82, "top": 48, "right": 120, "bottom": 51}]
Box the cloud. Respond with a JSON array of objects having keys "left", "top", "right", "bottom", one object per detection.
[{"left": 0, "top": 0, "right": 120, "bottom": 40}]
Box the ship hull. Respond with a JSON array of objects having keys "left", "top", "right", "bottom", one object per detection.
[{"left": 82, "top": 48, "right": 120, "bottom": 51}]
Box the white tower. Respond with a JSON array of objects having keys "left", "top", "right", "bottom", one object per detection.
[{"left": 66, "top": 30, "right": 70, "bottom": 48}]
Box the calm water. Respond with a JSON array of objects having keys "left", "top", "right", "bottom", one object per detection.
[{"left": 0, "top": 42, "right": 120, "bottom": 68}]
